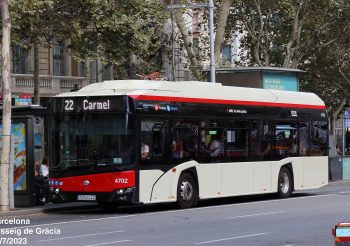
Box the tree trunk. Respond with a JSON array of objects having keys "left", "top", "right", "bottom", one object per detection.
[
  {"left": 0, "top": 0, "right": 12, "bottom": 212},
  {"left": 33, "top": 39, "right": 40, "bottom": 105},
  {"left": 174, "top": 12, "right": 203, "bottom": 81},
  {"left": 214, "top": 0, "right": 233, "bottom": 64}
]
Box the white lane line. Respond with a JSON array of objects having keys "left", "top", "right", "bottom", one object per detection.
[
  {"left": 226, "top": 211, "right": 286, "bottom": 219},
  {"left": 37, "top": 230, "right": 124, "bottom": 242},
  {"left": 85, "top": 240, "right": 131, "bottom": 246},
  {"left": 2, "top": 194, "right": 336, "bottom": 230},
  {"left": 194, "top": 232, "right": 270, "bottom": 245}
]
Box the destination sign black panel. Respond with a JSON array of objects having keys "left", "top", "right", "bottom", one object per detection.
[{"left": 53, "top": 96, "right": 126, "bottom": 113}]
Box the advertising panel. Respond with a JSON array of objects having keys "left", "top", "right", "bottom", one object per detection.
[
  {"left": 263, "top": 72, "right": 298, "bottom": 91},
  {"left": 0, "top": 123, "right": 27, "bottom": 191}
]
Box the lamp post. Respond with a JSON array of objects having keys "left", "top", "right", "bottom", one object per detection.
[{"left": 167, "top": 0, "right": 216, "bottom": 83}]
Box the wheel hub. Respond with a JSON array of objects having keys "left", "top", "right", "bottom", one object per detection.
[
  {"left": 280, "top": 172, "right": 290, "bottom": 193},
  {"left": 180, "top": 180, "right": 193, "bottom": 201}
]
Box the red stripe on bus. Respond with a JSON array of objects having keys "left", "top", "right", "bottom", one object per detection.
[
  {"left": 129, "top": 95, "right": 326, "bottom": 110},
  {"left": 50, "top": 171, "right": 135, "bottom": 192}
]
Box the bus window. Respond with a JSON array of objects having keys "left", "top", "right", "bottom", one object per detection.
[
  {"left": 299, "top": 122, "right": 310, "bottom": 156},
  {"left": 272, "top": 122, "right": 298, "bottom": 159},
  {"left": 140, "top": 118, "right": 168, "bottom": 164},
  {"left": 310, "top": 120, "right": 327, "bottom": 156},
  {"left": 172, "top": 127, "right": 198, "bottom": 162},
  {"left": 250, "top": 121, "right": 273, "bottom": 161},
  {"left": 198, "top": 127, "right": 225, "bottom": 163},
  {"left": 225, "top": 121, "right": 249, "bottom": 162}
]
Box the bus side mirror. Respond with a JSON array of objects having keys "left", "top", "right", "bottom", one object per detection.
[{"left": 332, "top": 228, "right": 335, "bottom": 236}]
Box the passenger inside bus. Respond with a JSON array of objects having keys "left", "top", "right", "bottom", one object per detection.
[
  {"left": 141, "top": 142, "right": 150, "bottom": 160},
  {"left": 275, "top": 131, "right": 291, "bottom": 157},
  {"left": 172, "top": 138, "right": 184, "bottom": 159},
  {"left": 209, "top": 136, "right": 224, "bottom": 158}
]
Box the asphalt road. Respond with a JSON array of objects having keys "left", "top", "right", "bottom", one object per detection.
[{"left": 1, "top": 182, "right": 350, "bottom": 246}]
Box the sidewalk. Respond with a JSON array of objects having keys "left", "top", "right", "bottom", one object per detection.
[{"left": 0, "top": 202, "right": 98, "bottom": 217}]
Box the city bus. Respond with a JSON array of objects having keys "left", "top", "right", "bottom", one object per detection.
[{"left": 48, "top": 80, "right": 328, "bottom": 209}]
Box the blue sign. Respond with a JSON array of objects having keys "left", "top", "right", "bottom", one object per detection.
[
  {"left": 345, "top": 119, "right": 350, "bottom": 128},
  {"left": 263, "top": 72, "right": 298, "bottom": 91},
  {"left": 344, "top": 111, "right": 350, "bottom": 117}
]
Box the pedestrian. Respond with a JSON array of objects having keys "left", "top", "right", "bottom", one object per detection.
[
  {"left": 336, "top": 144, "right": 342, "bottom": 156},
  {"left": 34, "top": 157, "right": 49, "bottom": 205}
]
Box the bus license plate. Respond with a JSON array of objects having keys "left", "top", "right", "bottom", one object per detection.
[{"left": 77, "top": 195, "right": 96, "bottom": 201}]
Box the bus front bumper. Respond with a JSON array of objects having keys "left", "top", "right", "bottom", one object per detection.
[{"left": 50, "top": 187, "right": 136, "bottom": 204}]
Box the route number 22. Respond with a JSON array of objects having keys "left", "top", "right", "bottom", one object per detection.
[{"left": 64, "top": 100, "right": 74, "bottom": 111}]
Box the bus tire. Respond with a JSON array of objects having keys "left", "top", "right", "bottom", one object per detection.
[
  {"left": 177, "top": 172, "right": 198, "bottom": 209},
  {"left": 278, "top": 167, "right": 293, "bottom": 198}
]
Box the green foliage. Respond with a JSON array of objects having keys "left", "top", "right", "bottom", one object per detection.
[
  {"left": 230, "top": 0, "right": 349, "bottom": 68},
  {"left": 68, "top": 0, "right": 169, "bottom": 72},
  {"left": 9, "top": 0, "right": 169, "bottom": 77}
]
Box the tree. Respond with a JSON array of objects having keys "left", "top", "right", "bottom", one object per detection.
[
  {"left": 68, "top": 0, "right": 168, "bottom": 80},
  {"left": 174, "top": 10, "right": 203, "bottom": 80},
  {"left": 301, "top": 38, "right": 350, "bottom": 133},
  {"left": 0, "top": 0, "right": 12, "bottom": 211},
  {"left": 231, "top": 0, "right": 348, "bottom": 68},
  {"left": 10, "top": 0, "right": 89, "bottom": 104},
  {"left": 214, "top": 0, "right": 234, "bottom": 64}
]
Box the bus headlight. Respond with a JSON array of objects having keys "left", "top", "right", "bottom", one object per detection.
[{"left": 115, "top": 187, "right": 135, "bottom": 195}]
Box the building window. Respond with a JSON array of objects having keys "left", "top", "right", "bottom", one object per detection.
[
  {"left": 79, "top": 62, "right": 86, "bottom": 77},
  {"left": 53, "top": 39, "right": 65, "bottom": 76},
  {"left": 193, "top": 37, "right": 199, "bottom": 55},
  {"left": 222, "top": 44, "right": 232, "bottom": 62},
  {"left": 103, "top": 65, "right": 111, "bottom": 81},
  {"left": 89, "top": 60, "right": 97, "bottom": 83},
  {"left": 12, "top": 45, "right": 27, "bottom": 74}
]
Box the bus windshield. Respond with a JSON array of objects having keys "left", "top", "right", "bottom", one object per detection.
[{"left": 52, "top": 113, "right": 134, "bottom": 171}]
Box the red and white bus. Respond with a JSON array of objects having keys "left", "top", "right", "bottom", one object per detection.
[{"left": 48, "top": 80, "right": 328, "bottom": 208}]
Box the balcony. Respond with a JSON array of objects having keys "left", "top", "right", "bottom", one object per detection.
[{"left": 10, "top": 74, "right": 89, "bottom": 97}]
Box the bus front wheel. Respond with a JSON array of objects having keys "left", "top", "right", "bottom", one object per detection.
[
  {"left": 177, "top": 172, "right": 198, "bottom": 209},
  {"left": 278, "top": 167, "right": 293, "bottom": 198}
]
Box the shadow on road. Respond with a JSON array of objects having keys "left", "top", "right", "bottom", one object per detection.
[{"left": 43, "top": 192, "right": 320, "bottom": 216}]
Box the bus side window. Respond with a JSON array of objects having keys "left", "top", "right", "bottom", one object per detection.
[
  {"left": 272, "top": 122, "right": 298, "bottom": 160},
  {"left": 198, "top": 128, "right": 225, "bottom": 163},
  {"left": 172, "top": 127, "right": 198, "bottom": 162},
  {"left": 225, "top": 121, "right": 249, "bottom": 162},
  {"left": 151, "top": 123, "right": 167, "bottom": 161},
  {"left": 310, "top": 120, "right": 327, "bottom": 156},
  {"left": 140, "top": 118, "right": 168, "bottom": 164}
]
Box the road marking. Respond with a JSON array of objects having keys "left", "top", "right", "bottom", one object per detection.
[
  {"left": 85, "top": 240, "right": 131, "bottom": 246},
  {"left": 37, "top": 230, "right": 124, "bottom": 242},
  {"left": 2, "top": 194, "right": 336, "bottom": 230},
  {"left": 226, "top": 211, "right": 286, "bottom": 219},
  {"left": 194, "top": 232, "right": 270, "bottom": 245}
]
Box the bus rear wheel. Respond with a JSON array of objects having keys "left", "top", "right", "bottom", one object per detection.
[
  {"left": 177, "top": 172, "right": 198, "bottom": 209},
  {"left": 278, "top": 167, "right": 293, "bottom": 198}
]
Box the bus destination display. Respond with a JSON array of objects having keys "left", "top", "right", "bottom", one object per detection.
[{"left": 56, "top": 97, "right": 125, "bottom": 113}]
